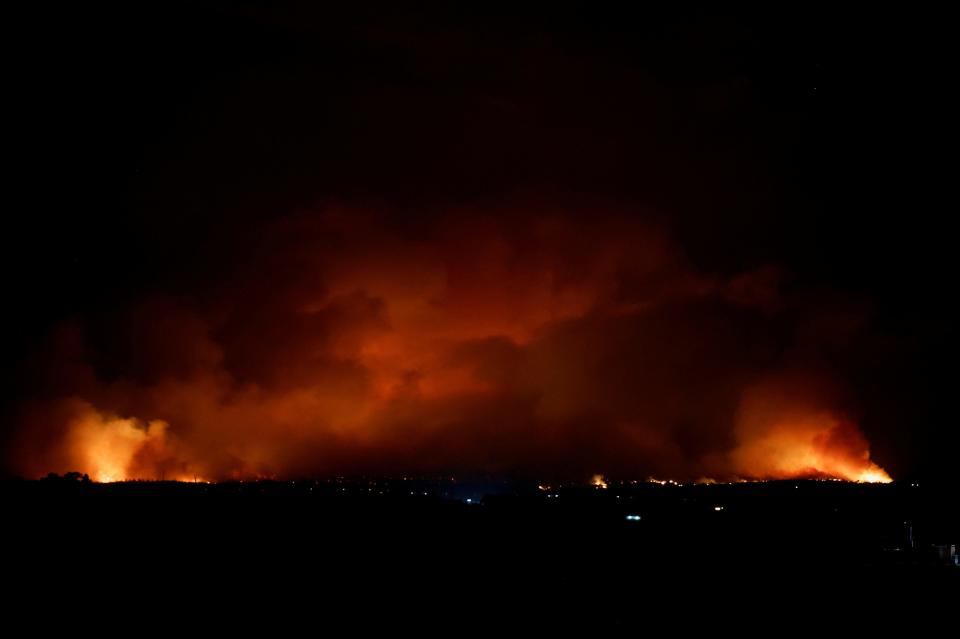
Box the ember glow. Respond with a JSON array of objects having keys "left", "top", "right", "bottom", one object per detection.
[{"left": 8, "top": 209, "right": 892, "bottom": 483}]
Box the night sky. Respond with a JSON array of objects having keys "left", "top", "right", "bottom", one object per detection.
[{"left": 3, "top": 2, "right": 954, "bottom": 482}]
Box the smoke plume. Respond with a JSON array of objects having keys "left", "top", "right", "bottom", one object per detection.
[{"left": 9, "top": 206, "right": 890, "bottom": 482}]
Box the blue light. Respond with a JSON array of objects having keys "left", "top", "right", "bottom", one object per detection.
[{"left": 625, "top": 514, "right": 641, "bottom": 521}]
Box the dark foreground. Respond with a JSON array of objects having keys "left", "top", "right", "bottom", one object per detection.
[{"left": 3, "top": 478, "right": 957, "bottom": 607}]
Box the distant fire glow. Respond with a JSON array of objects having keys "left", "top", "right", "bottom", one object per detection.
[
  {"left": 57, "top": 400, "right": 201, "bottom": 483},
  {"left": 730, "top": 384, "right": 892, "bottom": 483},
  {"left": 855, "top": 469, "right": 893, "bottom": 484},
  {"left": 8, "top": 209, "right": 893, "bottom": 483}
]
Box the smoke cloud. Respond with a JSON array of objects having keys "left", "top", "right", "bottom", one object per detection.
[{"left": 8, "top": 206, "right": 890, "bottom": 482}]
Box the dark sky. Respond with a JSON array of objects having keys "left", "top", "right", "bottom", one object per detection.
[{"left": 4, "top": 2, "right": 955, "bottom": 481}]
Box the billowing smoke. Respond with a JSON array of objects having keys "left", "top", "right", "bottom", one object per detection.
[{"left": 8, "top": 206, "right": 890, "bottom": 482}]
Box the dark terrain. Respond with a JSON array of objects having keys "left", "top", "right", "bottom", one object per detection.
[{"left": 5, "top": 478, "right": 956, "bottom": 590}]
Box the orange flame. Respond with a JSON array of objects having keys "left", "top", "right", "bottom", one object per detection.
[{"left": 852, "top": 468, "right": 892, "bottom": 484}]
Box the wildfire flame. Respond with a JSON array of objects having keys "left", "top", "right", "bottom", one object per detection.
[{"left": 852, "top": 468, "right": 892, "bottom": 484}]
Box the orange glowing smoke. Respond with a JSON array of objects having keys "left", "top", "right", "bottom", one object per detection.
[
  {"left": 56, "top": 400, "right": 201, "bottom": 482},
  {"left": 69, "top": 410, "right": 156, "bottom": 482},
  {"left": 730, "top": 379, "right": 891, "bottom": 483},
  {"left": 7, "top": 208, "right": 894, "bottom": 482},
  {"left": 730, "top": 420, "right": 892, "bottom": 483}
]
